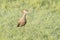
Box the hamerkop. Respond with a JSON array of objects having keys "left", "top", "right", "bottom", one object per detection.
[{"left": 17, "top": 9, "right": 28, "bottom": 27}]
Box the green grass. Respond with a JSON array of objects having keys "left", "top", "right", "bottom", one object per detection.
[{"left": 0, "top": 0, "right": 60, "bottom": 40}]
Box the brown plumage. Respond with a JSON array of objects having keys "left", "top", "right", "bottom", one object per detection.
[{"left": 17, "top": 9, "right": 28, "bottom": 27}]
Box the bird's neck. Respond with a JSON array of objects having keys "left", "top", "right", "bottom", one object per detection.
[{"left": 22, "top": 13, "right": 26, "bottom": 19}]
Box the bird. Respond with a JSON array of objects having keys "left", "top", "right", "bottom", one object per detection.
[{"left": 17, "top": 9, "right": 28, "bottom": 27}]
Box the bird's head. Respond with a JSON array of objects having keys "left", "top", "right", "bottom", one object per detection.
[{"left": 22, "top": 9, "right": 28, "bottom": 14}]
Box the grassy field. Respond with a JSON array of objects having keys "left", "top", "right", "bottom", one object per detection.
[{"left": 0, "top": 0, "right": 60, "bottom": 40}]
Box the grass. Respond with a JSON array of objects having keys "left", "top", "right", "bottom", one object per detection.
[{"left": 0, "top": 0, "right": 60, "bottom": 40}]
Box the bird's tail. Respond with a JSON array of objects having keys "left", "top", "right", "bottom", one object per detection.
[{"left": 17, "top": 23, "right": 20, "bottom": 27}]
